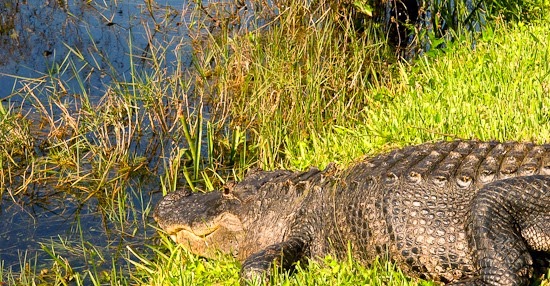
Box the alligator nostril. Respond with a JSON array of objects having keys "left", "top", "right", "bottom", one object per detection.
[{"left": 223, "top": 187, "right": 231, "bottom": 196}]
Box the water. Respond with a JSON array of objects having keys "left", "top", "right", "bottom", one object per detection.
[
  {"left": 0, "top": 0, "right": 191, "bottom": 102},
  {"left": 1, "top": 192, "right": 122, "bottom": 268},
  {"left": 0, "top": 0, "right": 191, "bottom": 278},
  {"left": 1, "top": 176, "right": 160, "bottom": 273}
]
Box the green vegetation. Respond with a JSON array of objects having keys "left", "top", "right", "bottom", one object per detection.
[{"left": 1, "top": 0, "right": 549, "bottom": 285}]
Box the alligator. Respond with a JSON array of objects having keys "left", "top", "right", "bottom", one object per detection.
[{"left": 154, "top": 140, "right": 550, "bottom": 285}]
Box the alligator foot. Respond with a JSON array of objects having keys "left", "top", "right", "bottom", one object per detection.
[
  {"left": 453, "top": 175, "right": 550, "bottom": 286},
  {"left": 240, "top": 236, "right": 309, "bottom": 284}
]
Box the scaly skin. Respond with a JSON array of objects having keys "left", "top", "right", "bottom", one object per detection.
[{"left": 154, "top": 140, "right": 550, "bottom": 285}]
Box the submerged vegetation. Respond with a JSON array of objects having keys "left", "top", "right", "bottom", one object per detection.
[{"left": 0, "top": 0, "right": 549, "bottom": 284}]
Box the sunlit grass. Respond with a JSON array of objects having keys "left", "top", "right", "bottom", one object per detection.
[
  {"left": 128, "top": 232, "right": 241, "bottom": 285},
  {"left": 212, "top": 7, "right": 550, "bottom": 170},
  {"left": 279, "top": 19, "right": 550, "bottom": 169},
  {"left": 134, "top": 234, "right": 435, "bottom": 286}
]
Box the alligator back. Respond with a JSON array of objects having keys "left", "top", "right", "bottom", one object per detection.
[{"left": 327, "top": 140, "right": 550, "bottom": 283}]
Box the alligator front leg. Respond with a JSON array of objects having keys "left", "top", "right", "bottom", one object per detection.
[
  {"left": 450, "top": 175, "right": 550, "bottom": 286},
  {"left": 241, "top": 236, "right": 309, "bottom": 284}
]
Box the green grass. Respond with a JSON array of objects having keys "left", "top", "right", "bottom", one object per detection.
[
  {"left": 213, "top": 10, "right": 550, "bottom": 170},
  {"left": 1, "top": 0, "right": 550, "bottom": 285},
  {"left": 128, "top": 233, "right": 433, "bottom": 286},
  {"left": 282, "top": 19, "right": 550, "bottom": 169}
]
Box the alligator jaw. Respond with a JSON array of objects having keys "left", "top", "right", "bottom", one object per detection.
[
  {"left": 166, "top": 223, "right": 220, "bottom": 239},
  {"left": 166, "top": 213, "right": 246, "bottom": 259},
  {"left": 168, "top": 225, "right": 220, "bottom": 242}
]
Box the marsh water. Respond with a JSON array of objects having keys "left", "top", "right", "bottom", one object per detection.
[
  {"left": 0, "top": 0, "right": 192, "bottom": 101},
  {"left": 0, "top": 0, "right": 193, "bottom": 277}
]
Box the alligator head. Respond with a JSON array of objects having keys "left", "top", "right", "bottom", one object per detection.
[
  {"left": 153, "top": 169, "right": 301, "bottom": 260},
  {"left": 153, "top": 186, "right": 245, "bottom": 258}
]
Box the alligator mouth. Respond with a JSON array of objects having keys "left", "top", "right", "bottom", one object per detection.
[
  {"left": 164, "top": 213, "right": 245, "bottom": 259},
  {"left": 170, "top": 225, "right": 220, "bottom": 242}
]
